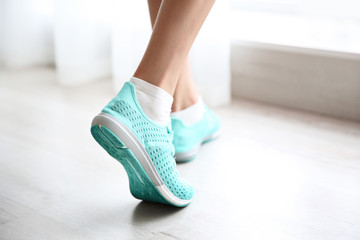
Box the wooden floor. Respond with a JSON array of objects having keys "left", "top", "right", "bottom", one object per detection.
[{"left": 1, "top": 68, "right": 360, "bottom": 240}]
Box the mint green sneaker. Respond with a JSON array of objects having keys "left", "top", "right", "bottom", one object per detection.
[
  {"left": 171, "top": 106, "right": 221, "bottom": 162},
  {"left": 90, "top": 82, "right": 193, "bottom": 207}
]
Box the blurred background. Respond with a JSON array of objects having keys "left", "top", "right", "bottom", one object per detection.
[
  {"left": 1, "top": 1, "right": 360, "bottom": 239},
  {"left": 0, "top": 0, "right": 230, "bottom": 106},
  {"left": 1, "top": 0, "right": 359, "bottom": 118}
]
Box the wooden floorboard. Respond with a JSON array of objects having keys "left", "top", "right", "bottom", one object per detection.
[{"left": 1, "top": 68, "right": 360, "bottom": 240}]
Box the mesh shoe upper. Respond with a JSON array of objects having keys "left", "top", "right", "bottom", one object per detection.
[
  {"left": 171, "top": 106, "right": 221, "bottom": 154},
  {"left": 102, "top": 82, "right": 193, "bottom": 200}
]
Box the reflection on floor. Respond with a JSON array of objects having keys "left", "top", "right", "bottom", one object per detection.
[{"left": 1, "top": 68, "right": 360, "bottom": 240}]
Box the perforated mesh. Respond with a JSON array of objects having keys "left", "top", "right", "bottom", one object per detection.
[
  {"left": 109, "top": 99, "right": 194, "bottom": 200},
  {"left": 171, "top": 106, "right": 221, "bottom": 155}
]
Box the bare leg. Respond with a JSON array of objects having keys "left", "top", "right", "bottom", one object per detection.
[
  {"left": 171, "top": 59, "right": 199, "bottom": 112},
  {"left": 146, "top": 0, "right": 200, "bottom": 112},
  {"left": 134, "top": 0, "right": 215, "bottom": 95}
]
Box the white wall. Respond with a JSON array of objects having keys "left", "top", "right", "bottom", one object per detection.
[{"left": 232, "top": 41, "right": 360, "bottom": 121}]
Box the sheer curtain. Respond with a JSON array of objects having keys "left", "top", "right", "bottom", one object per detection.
[
  {"left": 0, "top": 0, "right": 230, "bottom": 107},
  {"left": 0, "top": 0, "right": 54, "bottom": 68},
  {"left": 53, "top": 0, "right": 113, "bottom": 86}
]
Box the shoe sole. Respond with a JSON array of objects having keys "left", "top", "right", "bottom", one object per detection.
[
  {"left": 91, "top": 113, "right": 192, "bottom": 207},
  {"left": 175, "top": 130, "right": 221, "bottom": 163}
]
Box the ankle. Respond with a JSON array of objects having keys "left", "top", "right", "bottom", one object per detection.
[
  {"left": 171, "top": 97, "right": 204, "bottom": 125},
  {"left": 172, "top": 94, "right": 198, "bottom": 112}
]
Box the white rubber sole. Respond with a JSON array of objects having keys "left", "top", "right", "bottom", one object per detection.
[
  {"left": 92, "top": 112, "right": 192, "bottom": 206},
  {"left": 175, "top": 130, "right": 221, "bottom": 162}
]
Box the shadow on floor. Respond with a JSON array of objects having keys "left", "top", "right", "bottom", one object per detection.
[{"left": 131, "top": 201, "right": 184, "bottom": 223}]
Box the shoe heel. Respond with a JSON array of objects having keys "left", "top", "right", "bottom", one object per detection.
[{"left": 90, "top": 124, "right": 170, "bottom": 205}]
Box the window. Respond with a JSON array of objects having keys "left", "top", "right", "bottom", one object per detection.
[{"left": 230, "top": 0, "right": 360, "bottom": 54}]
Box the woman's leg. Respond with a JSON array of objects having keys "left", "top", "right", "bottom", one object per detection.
[
  {"left": 91, "top": 0, "right": 215, "bottom": 207},
  {"left": 171, "top": 59, "right": 199, "bottom": 111},
  {"left": 134, "top": 0, "right": 215, "bottom": 95},
  {"left": 146, "top": 0, "right": 221, "bottom": 163},
  {"left": 147, "top": 0, "right": 199, "bottom": 112}
]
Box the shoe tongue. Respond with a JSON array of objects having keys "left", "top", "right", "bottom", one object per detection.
[
  {"left": 165, "top": 120, "right": 172, "bottom": 133},
  {"left": 164, "top": 122, "right": 175, "bottom": 157}
]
